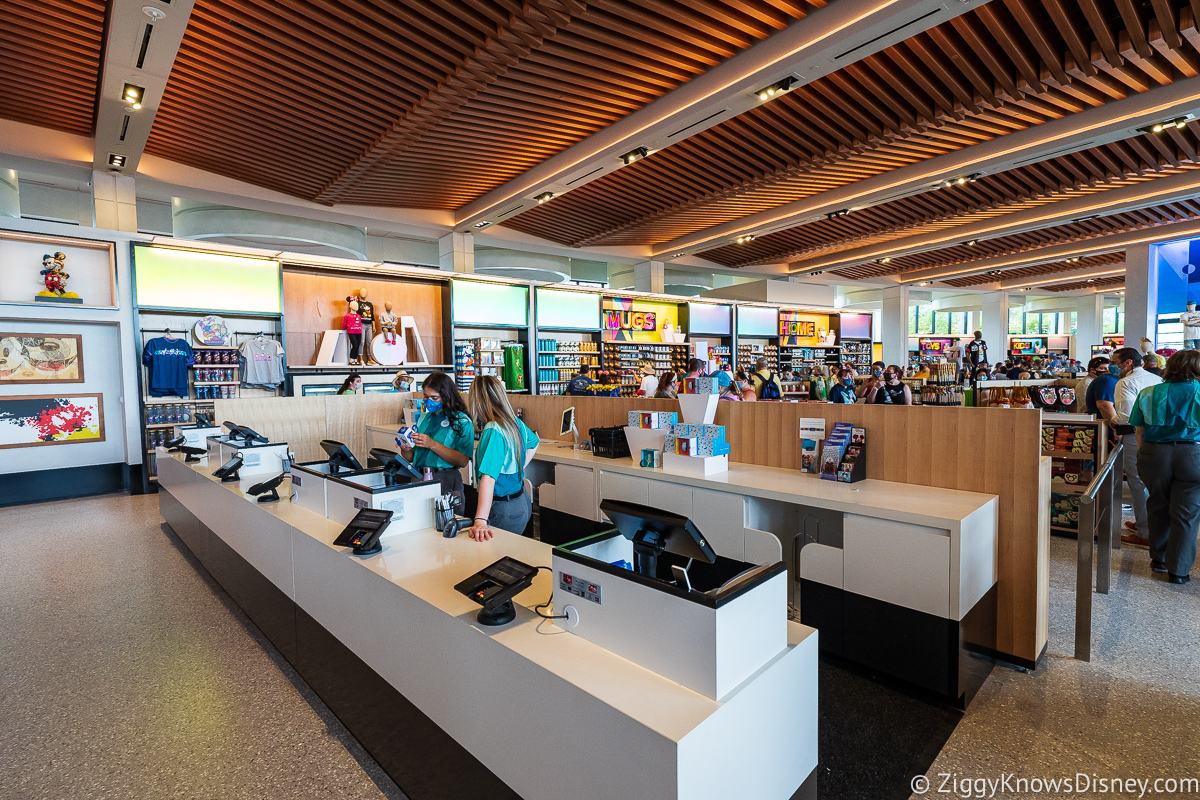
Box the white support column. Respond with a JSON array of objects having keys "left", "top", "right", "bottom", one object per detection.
[
  {"left": 981, "top": 291, "right": 1009, "bottom": 364},
  {"left": 881, "top": 285, "right": 909, "bottom": 367},
  {"left": 1076, "top": 294, "right": 1105, "bottom": 357},
  {"left": 439, "top": 232, "right": 474, "bottom": 273},
  {"left": 634, "top": 261, "right": 665, "bottom": 294},
  {"left": 1123, "top": 244, "right": 1156, "bottom": 346},
  {"left": 0, "top": 168, "right": 18, "bottom": 218},
  {"left": 92, "top": 171, "right": 137, "bottom": 232}
]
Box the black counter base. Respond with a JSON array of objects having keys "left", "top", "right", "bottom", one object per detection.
[
  {"left": 1, "top": 462, "right": 129, "bottom": 507},
  {"left": 801, "top": 580, "right": 997, "bottom": 708},
  {"left": 158, "top": 488, "right": 520, "bottom": 800}
]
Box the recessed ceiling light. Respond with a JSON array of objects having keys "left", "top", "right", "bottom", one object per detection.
[
  {"left": 472, "top": 220, "right": 491, "bottom": 228},
  {"left": 736, "top": 235, "right": 755, "bottom": 244},
  {"left": 918, "top": 281, "right": 929, "bottom": 286},
  {"left": 755, "top": 77, "right": 796, "bottom": 101},
  {"left": 674, "top": 253, "right": 685, "bottom": 258},
  {"left": 535, "top": 192, "right": 554, "bottom": 204},
  {"left": 878, "top": 257, "right": 891, "bottom": 264},
  {"left": 141, "top": 5, "right": 167, "bottom": 21},
  {"left": 123, "top": 83, "right": 145, "bottom": 106},
  {"left": 621, "top": 146, "right": 649, "bottom": 165},
  {"left": 131, "top": 103, "right": 142, "bottom": 110},
  {"left": 1087, "top": 278, "right": 1096, "bottom": 282},
  {"left": 966, "top": 240, "right": 978, "bottom": 246},
  {"left": 108, "top": 153, "right": 126, "bottom": 167}
]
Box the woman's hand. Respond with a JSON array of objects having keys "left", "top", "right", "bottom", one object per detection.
[
  {"left": 469, "top": 519, "right": 493, "bottom": 541},
  {"left": 411, "top": 432, "right": 432, "bottom": 448}
]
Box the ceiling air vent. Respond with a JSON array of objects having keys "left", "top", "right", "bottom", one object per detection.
[
  {"left": 136, "top": 24, "right": 154, "bottom": 69},
  {"left": 669, "top": 109, "right": 728, "bottom": 139},
  {"left": 835, "top": 9, "right": 941, "bottom": 61}
]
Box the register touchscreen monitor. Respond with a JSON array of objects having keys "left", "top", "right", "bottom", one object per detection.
[
  {"left": 213, "top": 454, "right": 243, "bottom": 483},
  {"left": 233, "top": 425, "right": 268, "bottom": 444},
  {"left": 247, "top": 472, "right": 286, "bottom": 503},
  {"left": 368, "top": 447, "right": 423, "bottom": 482},
  {"left": 560, "top": 406, "right": 579, "bottom": 448},
  {"left": 454, "top": 556, "right": 539, "bottom": 626},
  {"left": 320, "top": 439, "right": 363, "bottom": 473},
  {"left": 600, "top": 499, "right": 716, "bottom": 581},
  {"left": 180, "top": 445, "right": 206, "bottom": 463}
]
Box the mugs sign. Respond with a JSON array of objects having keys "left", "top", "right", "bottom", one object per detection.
[{"left": 604, "top": 309, "right": 657, "bottom": 332}]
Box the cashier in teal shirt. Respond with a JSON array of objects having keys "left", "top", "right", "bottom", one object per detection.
[
  {"left": 400, "top": 371, "right": 474, "bottom": 501},
  {"left": 465, "top": 375, "right": 539, "bottom": 541}
]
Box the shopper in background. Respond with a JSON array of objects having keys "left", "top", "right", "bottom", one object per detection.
[
  {"left": 391, "top": 369, "right": 413, "bottom": 392},
  {"left": 637, "top": 359, "right": 658, "bottom": 396},
  {"left": 337, "top": 373, "right": 362, "bottom": 394},
  {"left": 1076, "top": 356, "right": 1109, "bottom": 413},
  {"left": 654, "top": 371, "right": 679, "bottom": 399},
  {"left": 750, "top": 357, "right": 784, "bottom": 400},
  {"left": 734, "top": 368, "right": 757, "bottom": 401},
  {"left": 828, "top": 368, "right": 857, "bottom": 403},
  {"left": 1111, "top": 347, "right": 1163, "bottom": 548},
  {"left": 913, "top": 362, "right": 931, "bottom": 379},
  {"left": 1144, "top": 353, "right": 1164, "bottom": 376},
  {"left": 1006, "top": 360, "right": 1025, "bottom": 380},
  {"left": 965, "top": 330, "right": 989, "bottom": 369},
  {"left": 858, "top": 361, "right": 886, "bottom": 400},
  {"left": 1130, "top": 349, "right": 1200, "bottom": 584},
  {"left": 402, "top": 370, "right": 473, "bottom": 501},
  {"left": 973, "top": 367, "right": 991, "bottom": 384},
  {"left": 1086, "top": 355, "right": 1118, "bottom": 421},
  {"left": 465, "top": 375, "right": 539, "bottom": 542},
  {"left": 564, "top": 365, "right": 594, "bottom": 396},
  {"left": 867, "top": 365, "right": 912, "bottom": 405},
  {"left": 684, "top": 358, "right": 706, "bottom": 380}
]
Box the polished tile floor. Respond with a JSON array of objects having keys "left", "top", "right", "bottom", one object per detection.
[
  {"left": 0, "top": 493, "right": 406, "bottom": 800},
  {"left": 911, "top": 533, "right": 1200, "bottom": 799},
  {"left": 4, "top": 492, "right": 1198, "bottom": 800}
]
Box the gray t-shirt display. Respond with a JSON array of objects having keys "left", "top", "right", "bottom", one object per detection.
[{"left": 239, "top": 338, "right": 285, "bottom": 389}]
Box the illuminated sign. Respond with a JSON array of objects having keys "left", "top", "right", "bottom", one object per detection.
[
  {"left": 780, "top": 319, "right": 815, "bottom": 338},
  {"left": 604, "top": 309, "right": 657, "bottom": 332},
  {"left": 134, "top": 246, "right": 281, "bottom": 313}
]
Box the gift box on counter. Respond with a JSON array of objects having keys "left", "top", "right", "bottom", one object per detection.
[
  {"left": 628, "top": 410, "right": 678, "bottom": 429},
  {"left": 679, "top": 377, "right": 720, "bottom": 395}
]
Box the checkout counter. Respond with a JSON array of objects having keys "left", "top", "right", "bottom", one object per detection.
[
  {"left": 531, "top": 443, "right": 999, "bottom": 706},
  {"left": 155, "top": 448, "right": 818, "bottom": 800}
]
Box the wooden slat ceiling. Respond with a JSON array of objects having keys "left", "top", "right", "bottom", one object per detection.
[
  {"left": 504, "top": 0, "right": 1200, "bottom": 250},
  {"left": 830, "top": 201, "right": 1200, "bottom": 280},
  {"left": 0, "top": 0, "right": 107, "bottom": 136},
  {"left": 940, "top": 251, "right": 1125, "bottom": 287},
  {"left": 697, "top": 131, "right": 1200, "bottom": 268},
  {"left": 143, "top": 0, "right": 825, "bottom": 209},
  {"left": 1042, "top": 274, "right": 1126, "bottom": 291}
]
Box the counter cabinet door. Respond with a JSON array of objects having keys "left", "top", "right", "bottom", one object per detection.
[
  {"left": 691, "top": 488, "right": 746, "bottom": 561},
  {"left": 842, "top": 515, "right": 950, "bottom": 619},
  {"left": 553, "top": 463, "right": 598, "bottom": 520},
  {"left": 599, "top": 471, "right": 650, "bottom": 513},
  {"left": 648, "top": 481, "right": 692, "bottom": 518}
]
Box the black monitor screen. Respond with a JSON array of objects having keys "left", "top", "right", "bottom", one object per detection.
[
  {"left": 600, "top": 499, "right": 716, "bottom": 565},
  {"left": 560, "top": 407, "right": 575, "bottom": 437},
  {"left": 483, "top": 557, "right": 538, "bottom": 587},
  {"left": 320, "top": 439, "right": 362, "bottom": 472}
]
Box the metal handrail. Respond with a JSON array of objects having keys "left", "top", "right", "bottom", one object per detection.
[{"left": 1074, "top": 438, "right": 1124, "bottom": 661}]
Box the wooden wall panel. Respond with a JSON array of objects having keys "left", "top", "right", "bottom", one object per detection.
[
  {"left": 214, "top": 396, "right": 328, "bottom": 462},
  {"left": 514, "top": 396, "right": 1047, "bottom": 665},
  {"left": 282, "top": 269, "right": 446, "bottom": 367},
  {"left": 325, "top": 394, "right": 405, "bottom": 462}
]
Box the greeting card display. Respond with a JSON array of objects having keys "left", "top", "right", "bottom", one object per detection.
[{"left": 820, "top": 423, "right": 866, "bottom": 483}]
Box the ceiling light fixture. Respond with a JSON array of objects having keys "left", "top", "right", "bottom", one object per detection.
[
  {"left": 472, "top": 221, "right": 491, "bottom": 228},
  {"left": 918, "top": 281, "right": 929, "bottom": 286},
  {"left": 1145, "top": 116, "right": 1193, "bottom": 134},
  {"left": 108, "top": 153, "right": 126, "bottom": 167},
  {"left": 621, "top": 146, "right": 649, "bottom": 165},
  {"left": 123, "top": 83, "right": 145, "bottom": 106},
  {"left": 966, "top": 240, "right": 978, "bottom": 246},
  {"left": 877, "top": 257, "right": 891, "bottom": 264},
  {"left": 674, "top": 253, "right": 685, "bottom": 258},
  {"left": 535, "top": 192, "right": 554, "bottom": 204},
  {"left": 826, "top": 209, "right": 850, "bottom": 219},
  {"left": 736, "top": 235, "right": 755, "bottom": 244},
  {"left": 141, "top": 5, "right": 167, "bottom": 21},
  {"left": 1066, "top": 257, "right": 1081, "bottom": 263},
  {"left": 755, "top": 76, "right": 797, "bottom": 101}
]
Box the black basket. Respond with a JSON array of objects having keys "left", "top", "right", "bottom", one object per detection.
[{"left": 589, "top": 425, "right": 630, "bottom": 459}]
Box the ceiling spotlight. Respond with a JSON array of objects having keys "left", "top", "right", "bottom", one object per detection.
[
  {"left": 621, "top": 146, "right": 649, "bottom": 165},
  {"left": 123, "top": 83, "right": 145, "bottom": 106},
  {"left": 108, "top": 153, "right": 126, "bottom": 167},
  {"left": 987, "top": 270, "right": 1002, "bottom": 276},
  {"left": 755, "top": 77, "right": 797, "bottom": 101},
  {"left": 142, "top": 5, "right": 167, "bottom": 21},
  {"left": 674, "top": 253, "right": 685, "bottom": 258},
  {"left": 736, "top": 235, "right": 755, "bottom": 244},
  {"left": 535, "top": 192, "right": 554, "bottom": 204},
  {"left": 472, "top": 220, "right": 491, "bottom": 228},
  {"left": 966, "top": 240, "right": 978, "bottom": 246},
  {"left": 956, "top": 177, "right": 967, "bottom": 185},
  {"left": 131, "top": 103, "right": 142, "bottom": 110},
  {"left": 826, "top": 209, "right": 850, "bottom": 219},
  {"left": 918, "top": 281, "right": 929, "bottom": 286},
  {"left": 1145, "top": 116, "right": 1192, "bottom": 134},
  {"left": 1066, "top": 257, "right": 1081, "bottom": 263},
  {"left": 1087, "top": 278, "right": 1096, "bottom": 282},
  {"left": 877, "top": 257, "right": 891, "bottom": 264}
]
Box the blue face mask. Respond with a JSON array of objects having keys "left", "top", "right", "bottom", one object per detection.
[
  {"left": 1108, "top": 364, "right": 1122, "bottom": 378},
  {"left": 398, "top": 381, "right": 411, "bottom": 391},
  {"left": 424, "top": 399, "right": 442, "bottom": 413},
  {"left": 843, "top": 378, "right": 854, "bottom": 386}
]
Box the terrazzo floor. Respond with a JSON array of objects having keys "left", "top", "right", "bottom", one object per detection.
[
  {"left": 0, "top": 493, "right": 406, "bottom": 800},
  {"left": 909, "top": 530, "right": 1200, "bottom": 799}
]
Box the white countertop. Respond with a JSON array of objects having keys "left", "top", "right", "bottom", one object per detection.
[
  {"left": 534, "top": 443, "right": 995, "bottom": 530},
  {"left": 159, "top": 450, "right": 813, "bottom": 742}
]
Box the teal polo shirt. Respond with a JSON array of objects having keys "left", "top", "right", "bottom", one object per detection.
[
  {"left": 1129, "top": 381, "right": 1200, "bottom": 443},
  {"left": 474, "top": 419, "right": 539, "bottom": 497},
  {"left": 411, "top": 410, "right": 474, "bottom": 470}
]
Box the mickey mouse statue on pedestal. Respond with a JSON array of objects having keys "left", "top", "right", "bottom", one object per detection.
[{"left": 36, "top": 252, "right": 82, "bottom": 304}]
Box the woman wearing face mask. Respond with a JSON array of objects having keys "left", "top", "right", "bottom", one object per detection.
[
  {"left": 867, "top": 365, "right": 912, "bottom": 405},
  {"left": 828, "top": 368, "right": 858, "bottom": 403},
  {"left": 400, "top": 371, "right": 474, "bottom": 502},
  {"left": 858, "top": 362, "right": 886, "bottom": 400}
]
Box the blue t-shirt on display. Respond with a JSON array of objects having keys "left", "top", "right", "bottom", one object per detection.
[
  {"left": 143, "top": 337, "right": 194, "bottom": 397},
  {"left": 1085, "top": 373, "right": 1117, "bottom": 415}
]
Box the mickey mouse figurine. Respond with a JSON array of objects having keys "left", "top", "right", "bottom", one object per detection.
[{"left": 39, "top": 252, "right": 70, "bottom": 296}]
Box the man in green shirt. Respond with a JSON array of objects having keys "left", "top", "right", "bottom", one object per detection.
[{"left": 1130, "top": 350, "right": 1200, "bottom": 584}]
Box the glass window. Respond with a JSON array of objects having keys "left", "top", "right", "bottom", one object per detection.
[
  {"left": 908, "top": 306, "right": 917, "bottom": 335},
  {"left": 1103, "top": 307, "right": 1117, "bottom": 334},
  {"left": 1009, "top": 306, "right": 1024, "bottom": 334},
  {"left": 917, "top": 305, "right": 933, "bottom": 334},
  {"left": 933, "top": 311, "right": 950, "bottom": 334},
  {"left": 1025, "top": 313, "right": 1041, "bottom": 334},
  {"left": 1069, "top": 312, "right": 1078, "bottom": 334}
]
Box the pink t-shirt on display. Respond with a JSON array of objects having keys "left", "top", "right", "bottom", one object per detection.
[{"left": 343, "top": 313, "right": 363, "bottom": 334}]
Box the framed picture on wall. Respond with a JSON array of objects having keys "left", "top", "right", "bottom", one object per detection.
[
  {"left": 0, "top": 394, "right": 105, "bottom": 449},
  {"left": 0, "top": 333, "right": 84, "bottom": 384}
]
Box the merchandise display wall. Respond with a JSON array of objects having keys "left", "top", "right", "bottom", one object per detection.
[{"left": 282, "top": 268, "right": 449, "bottom": 368}]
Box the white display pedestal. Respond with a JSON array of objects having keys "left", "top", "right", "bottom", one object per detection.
[
  {"left": 371, "top": 334, "right": 407, "bottom": 366},
  {"left": 677, "top": 393, "right": 718, "bottom": 424},
  {"left": 398, "top": 315, "right": 429, "bottom": 366},
  {"left": 663, "top": 452, "right": 729, "bottom": 477},
  {"left": 624, "top": 426, "right": 667, "bottom": 462},
  {"left": 315, "top": 330, "right": 349, "bottom": 366}
]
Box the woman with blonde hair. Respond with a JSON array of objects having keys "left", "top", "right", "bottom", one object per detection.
[{"left": 465, "top": 375, "right": 539, "bottom": 541}]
